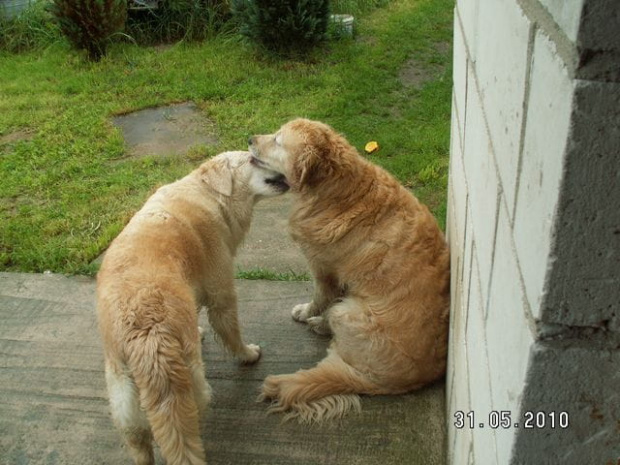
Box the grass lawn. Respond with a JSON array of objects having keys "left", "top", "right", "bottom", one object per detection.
[{"left": 0, "top": 0, "right": 454, "bottom": 275}]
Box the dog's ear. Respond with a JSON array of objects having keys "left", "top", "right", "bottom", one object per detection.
[
  {"left": 202, "top": 159, "right": 234, "bottom": 196},
  {"left": 292, "top": 146, "right": 320, "bottom": 189}
]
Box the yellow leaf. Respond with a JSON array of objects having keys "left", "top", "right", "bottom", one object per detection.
[{"left": 364, "top": 141, "right": 379, "bottom": 153}]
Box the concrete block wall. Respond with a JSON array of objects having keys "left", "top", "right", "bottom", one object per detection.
[{"left": 446, "top": 0, "right": 620, "bottom": 463}]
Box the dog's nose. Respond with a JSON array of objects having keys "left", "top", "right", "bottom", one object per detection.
[{"left": 248, "top": 136, "right": 254, "bottom": 146}]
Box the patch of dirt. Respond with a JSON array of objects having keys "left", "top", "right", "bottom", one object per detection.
[
  {"left": 0, "top": 129, "right": 35, "bottom": 146},
  {"left": 398, "top": 41, "right": 451, "bottom": 89},
  {"left": 434, "top": 41, "right": 451, "bottom": 55},
  {"left": 399, "top": 59, "right": 438, "bottom": 88},
  {"left": 399, "top": 57, "right": 448, "bottom": 89},
  {"left": 0, "top": 195, "right": 47, "bottom": 218},
  {"left": 111, "top": 102, "right": 218, "bottom": 159}
]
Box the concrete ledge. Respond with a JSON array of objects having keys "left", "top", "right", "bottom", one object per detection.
[{"left": 0, "top": 273, "right": 446, "bottom": 465}]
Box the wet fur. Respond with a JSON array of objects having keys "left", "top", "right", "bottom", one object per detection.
[
  {"left": 250, "top": 119, "right": 450, "bottom": 423},
  {"left": 97, "top": 151, "right": 284, "bottom": 464}
]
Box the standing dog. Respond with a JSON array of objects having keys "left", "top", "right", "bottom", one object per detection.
[
  {"left": 97, "top": 151, "right": 288, "bottom": 464},
  {"left": 249, "top": 119, "right": 450, "bottom": 423}
]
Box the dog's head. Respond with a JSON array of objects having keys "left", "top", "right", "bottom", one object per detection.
[
  {"left": 248, "top": 118, "right": 348, "bottom": 191},
  {"left": 201, "top": 151, "right": 289, "bottom": 200}
]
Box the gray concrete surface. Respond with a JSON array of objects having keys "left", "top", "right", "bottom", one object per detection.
[
  {"left": 112, "top": 103, "right": 218, "bottom": 158},
  {"left": 236, "top": 195, "right": 308, "bottom": 275},
  {"left": 0, "top": 272, "right": 446, "bottom": 465}
]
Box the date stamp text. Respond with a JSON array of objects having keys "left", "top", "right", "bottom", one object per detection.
[{"left": 453, "top": 411, "right": 569, "bottom": 429}]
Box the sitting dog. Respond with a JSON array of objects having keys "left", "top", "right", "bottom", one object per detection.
[
  {"left": 249, "top": 119, "right": 450, "bottom": 423},
  {"left": 97, "top": 151, "right": 289, "bottom": 464}
]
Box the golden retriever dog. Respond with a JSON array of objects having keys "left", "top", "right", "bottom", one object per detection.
[
  {"left": 96, "top": 151, "right": 289, "bottom": 464},
  {"left": 248, "top": 119, "right": 450, "bottom": 423}
]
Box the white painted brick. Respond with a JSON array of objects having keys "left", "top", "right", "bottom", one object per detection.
[
  {"left": 538, "top": 0, "right": 585, "bottom": 42},
  {"left": 451, "top": 417, "right": 473, "bottom": 465},
  {"left": 486, "top": 202, "right": 535, "bottom": 465},
  {"left": 474, "top": 0, "right": 531, "bottom": 216},
  {"left": 467, "top": 247, "right": 498, "bottom": 465},
  {"left": 456, "top": 0, "right": 479, "bottom": 60},
  {"left": 447, "top": 369, "right": 457, "bottom": 461},
  {"left": 447, "top": 231, "right": 470, "bottom": 405},
  {"left": 448, "top": 92, "right": 468, "bottom": 253},
  {"left": 461, "top": 214, "right": 474, "bottom": 324},
  {"left": 462, "top": 71, "right": 498, "bottom": 303},
  {"left": 446, "top": 203, "right": 461, "bottom": 419},
  {"left": 453, "top": 12, "right": 468, "bottom": 145},
  {"left": 448, "top": 212, "right": 474, "bottom": 465},
  {"left": 513, "top": 31, "right": 574, "bottom": 319},
  {"left": 447, "top": 206, "right": 462, "bottom": 342},
  {"left": 448, "top": 319, "right": 471, "bottom": 464},
  {"left": 447, "top": 199, "right": 464, "bottom": 337}
]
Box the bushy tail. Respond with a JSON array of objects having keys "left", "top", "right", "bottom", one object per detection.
[
  {"left": 127, "top": 330, "right": 206, "bottom": 465},
  {"left": 260, "top": 349, "right": 380, "bottom": 424}
]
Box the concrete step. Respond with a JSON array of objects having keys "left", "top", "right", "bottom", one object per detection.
[{"left": 0, "top": 272, "right": 446, "bottom": 465}]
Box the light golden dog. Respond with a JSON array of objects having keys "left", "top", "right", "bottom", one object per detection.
[
  {"left": 96, "top": 151, "right": 288, "bottom": 464},
  {"left": 249, "top": 119, "right": 450, "bottom": 423}
]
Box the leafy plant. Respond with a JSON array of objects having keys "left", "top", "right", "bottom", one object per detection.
[
  {"left": 49, "top": 0, "right": 127, "bottom": 61},
  {"left": 0, "top": 1, "right": 61, "bottom": 53},
  {"left": 125, "top": 0, "right": 232, "bottom": 45},
  {"left": 232, "top": 0, "right": 330, "bottom": 55}
]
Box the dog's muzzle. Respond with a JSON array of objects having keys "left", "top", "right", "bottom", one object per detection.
[{"left": 265, "top": 173, "right": 290, "bottom": 192}]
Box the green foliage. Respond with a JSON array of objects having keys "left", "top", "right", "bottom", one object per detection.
[
  {"left": 331, "top": 0, "right": 389, "bottom": 15},
  {"left": 236, "top": 268, "right": 311, "bottom": 281},
  {"left": 48, "top": 0, "right": 127, "bottom": 61},
  {"left": 0, "top": 0, "right": 454, "bottom": 273},
  {"left": 125, "top": 0, "right": 232, "bottom": 45},
  {"left": 232, "top": 0, "right": 330, "bottom": 54},
  {"left": 0, "top": 1, "right": 61, "bottom": 53}
]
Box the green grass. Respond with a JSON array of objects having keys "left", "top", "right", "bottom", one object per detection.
[
  {"left": 235, "top": 268, "right": 311, "bottom": 282},
  {"left": 0, "top": 0, "right": 454, "bottom": 275}
]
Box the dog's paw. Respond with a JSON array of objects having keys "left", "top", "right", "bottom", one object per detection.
[
  {"left": 240, "top": 343, "right": 261, "bottom": 364},
  {"left": 306, "top": 316, "right": 332, "bottom": 336},
  {"left": 292, "top": 303, "right": 313, "bottom": 322}
]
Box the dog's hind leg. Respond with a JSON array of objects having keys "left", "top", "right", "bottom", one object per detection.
[
  {"left": 189, "top": 353, "right": 212, "bottom": 439},
  {"left": 105, "top": 360, "right": 154, "bottom": 465},
  {"left": 189, "top": 354, "right": 212, "bottom": 415}
]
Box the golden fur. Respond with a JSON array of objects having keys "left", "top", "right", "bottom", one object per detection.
[
  {"left": 249, "top": 119, "right": 450, "bottom": 423},
  {"left": 96, "top": 151, "right": 288, "bottom": 464}
]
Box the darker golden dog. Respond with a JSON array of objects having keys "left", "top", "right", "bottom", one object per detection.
[{"left": 249, "top": 119, "right": 450, "bottom": 423}]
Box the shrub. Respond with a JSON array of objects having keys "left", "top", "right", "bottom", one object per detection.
[
  {"left": 125, "top": 0, "right": 232, "bottom": 45},
  {"left": 49, "top": 0, "right": 127, "bottom": 61},
  {"left": 232, "top": 0, "right": 330, "bottom": 55}
]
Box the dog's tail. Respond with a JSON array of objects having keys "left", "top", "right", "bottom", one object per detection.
[
  {"left": 260, "top": 348, "right": 381, "bottom": 424},
  {"left": 127, "top": 328, "right": 206, "bottom": 465}
]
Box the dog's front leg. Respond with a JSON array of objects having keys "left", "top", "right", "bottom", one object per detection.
[
  {"left": 292, "top": 271, "right": 341, "bottom": 324},
  {"left": 206, "top": 290, "right": 260, "bottom": 364},
  {"left": 197, "top": 305, "right": 207, "bottom": 342}
]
